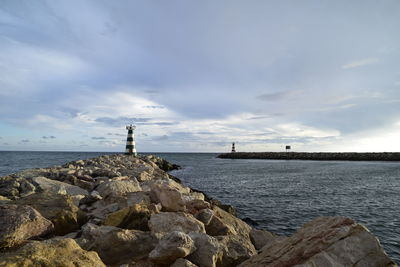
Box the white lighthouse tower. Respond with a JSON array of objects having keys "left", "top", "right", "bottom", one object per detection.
[{"left": 125, "top": 125, "right": 137, "bottom": 156}]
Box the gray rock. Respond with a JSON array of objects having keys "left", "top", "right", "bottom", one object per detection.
[
  {"left": 149, "top": 231, "right": 196, "bottom": 264},
  {"left": 187, "top": 232, "right": 222, "bottom": 267},
  {"left": 79, "top": 223, "right": 157, "bottom": 265},
  {"left": 249, "top": 228, "right": 276, "bottom": 250},
  {"left": 96, "top": 179, "right": 142, "bottom": 200},
  {"left": 149, "top": 212, "right": 205, "bottom": 238},
  {"left": 32, "top": 176, "right": 88, "bottom": 196},
  {"left": 0, "top": 204, "right": 53, "bottom": 248}
]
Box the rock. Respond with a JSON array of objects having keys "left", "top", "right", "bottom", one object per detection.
[
  {"left": 238, "top": 216, "right": 396, "bottom": 267},
  {"left": 149, "top": 231, "right": 196, "bottom": 264},
  {"left": 171, "top": 258, "right": 198, "bottom": 267},
  {"left": 249, "top": 228, "right": 276, "bottom": 250},
  {"left": 79, "top": 224, "right": 157, "bottom": 265},
  {"left": 149, "top": 212, "right": 206, "bottom": 238},
  {"left": 217, "top": 235, "right": 257, "bottom": 267},
  {"left": 0, "top": 176, "right": 36, "bottom": 199},
  {"left": 103, "top": 203, "right": 155, "bottom": 231},
  {"left": 96, "top": 179, "right": 142, "bottom": 200},
  {"left": 32, "top": 176, "right": 88, "bottom": 196},
  {"left": 0, "top": 238, "right": 105, "bottom": 266},
  {"left": 186, "top": 199, "right": 211, "bottom": 215},
  {"left": 187, "top": 232, "right": 222, "bottom": 267},
  {"left": 14, "top": 191, "right": 87, "bottom": 235},
  {"left": 156, "top": 184, "right": 186, "bottom": 212},
  {"left": 195, "top": 208, "right": 214, "bottom": 225},
  {"left": 206, "top": 206, "right": 252, "bottom": 240},
  {"left": 0, "top": 204, "right": 53, "bottom": 249}
]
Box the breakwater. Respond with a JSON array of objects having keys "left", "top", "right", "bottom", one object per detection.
[
  {"left": 217, "top": 152, "right": 400, "bottom": 161},
  {"left": 0, "top": 154, "right": 396, "bottom": 266}
]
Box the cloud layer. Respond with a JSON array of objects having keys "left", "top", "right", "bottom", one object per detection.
[{"left": 1, "top": 1, "right": 400, "bottom": 152}]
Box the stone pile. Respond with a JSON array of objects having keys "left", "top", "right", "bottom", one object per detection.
[{"left": 0, "top": 154, "right": 396, "bottom": 266}]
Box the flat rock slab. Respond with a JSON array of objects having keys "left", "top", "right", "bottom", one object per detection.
[
  {"left": 0, "top": 204, "right": 53, "bottom": 249},
  {"left": 239, "top": 216, "right": 396, "bottom": 267},
  {"left": 32, "top": 176, "right": 88, "bottom": 196}
]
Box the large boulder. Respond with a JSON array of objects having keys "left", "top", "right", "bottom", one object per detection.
[
  {"left": 217, "top": 235, "right": 257, "bottom": 267},
  {"left": 78, "top": 224, "right": 157, "bottom": 265},
  {"left": 149, "top": 212, "right": 206, "bottom": 238},
  {"left": 186, "top": 232, "right": 222, "bottom": 267},
  {"left": 14, "top": 191, "right": 87, "bottom": 235},
  {"left": 149, "top": 231, "right": 196, "bottom": 264},
  {"left": 0, "top": 238, "right": 105, "bottom": 266},
  {"left": 31, "top": 176, "right": 88, "bottom": 196},
  {"left": 249, "top": 228, "right": 276, "bottom": 250},
  {"left": 239, "top": 216, "right": 396, "bottom": 267},
  {"left": 95, "top": 179, "right": 142, "bottom": 200},
  {"left": 0, "top": 204, "right": 53, "bottom": 249},
  {"left": 103, "top": 203, "right": 156, "bottom": 231},
  {"left": 206, "top": 206, "right": 252, "bottom": 239}
]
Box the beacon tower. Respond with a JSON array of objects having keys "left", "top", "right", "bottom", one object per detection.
[
  {"left": 231, "top": 142, "right": 236, "bottom": 153},
  {"left": 125, "top": 125, "right": 137, "bottom": 156}
]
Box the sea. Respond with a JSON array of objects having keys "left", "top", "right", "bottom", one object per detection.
[{"left": 0, "top": 151, "right": 399, "bottom": 263}]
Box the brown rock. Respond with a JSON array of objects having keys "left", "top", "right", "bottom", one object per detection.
[
  {"left": 79, "top": 224, "right": 157, "bottom": 265},
  {"left": 238, "top": 216, "right": 396, "bottom": 267},
  {"left": 0, "top": 238, "right": 105, "bottom": 266},
  {"left": 187, "top": 232, "right": 222, "bottom": 267},
  {"left": 103, "top": 203, "right": 155, "bottom": 231},
  {"left": 171, "top": 258, "right": 199, "bottom": 267},
  {"left": 14, "top": 191, "right": 87, "bottom": 235},
  {"left": 0, "top": 204, "right": 53, "bottom": 249},
  {"left": 149, "top": 212, "right": 205, "bottom": 238}
]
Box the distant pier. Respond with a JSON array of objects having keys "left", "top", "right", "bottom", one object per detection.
[{"left": 217, "top": 152, "right": 400, "bottom": 161}]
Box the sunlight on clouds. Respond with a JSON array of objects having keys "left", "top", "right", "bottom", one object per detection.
[{"left": 341, "top": 58, "right": 379, "bottom": 69}]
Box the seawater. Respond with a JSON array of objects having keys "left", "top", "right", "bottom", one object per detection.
[{"left": 0, "top": 151, "right": 399, "bottom": 263}]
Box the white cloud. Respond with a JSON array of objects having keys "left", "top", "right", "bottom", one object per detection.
[{"left": 341, "top": 58, "right": 379, "bottom": 69}]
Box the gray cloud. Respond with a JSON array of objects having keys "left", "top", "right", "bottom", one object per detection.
[
  {"left": 42, "top": 136, "right": 56, "bottom": 139},
  {"left": 95, "top": 117, "right": 151, "bottom": 126},
  {"left": 91, "top": 137, "right": 106, "bottom": 140},
  {"left": 20, "top": 139, "right": 29, "bottom": 143}
]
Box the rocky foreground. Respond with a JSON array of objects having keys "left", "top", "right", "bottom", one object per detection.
[
  {"left": 0, "top": 154, "right": 396, "bottom": 266},
  {"left": 218, "top": 152, "right": 400, "bottom": 161}
]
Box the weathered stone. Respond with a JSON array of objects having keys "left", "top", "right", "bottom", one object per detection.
[
  {"left": 186, "top": 199, "right": 211, "bottom": 215},
  {"left": 149, "top": 231, "right": 196, "bottom": 264},
  {"left": 96, "top": 179, "right": 142, "bottom": 200},
  {"left": 32, "top": 176, "right": 88, "bottom": 196},
  {"left": 217, "top": 235, "right": 257, "bottom": 267},
  {"left": 206, "top": 206, "right": 252, "bottom": 239},
  {"left": 171, "top": 258, "right": 198, "bottom": 267},
  {"left": 157, "top": 185, "right": 186, "bottom": 211},
  {"left": 14, "top": 191, "right": 87, "bottom": 235},
  {"left": 0, "top": 204, "right": 53, "bottom": 249},
  {"left": 0, "top": 238, "right": 105, "bottom": 266},
  {"left": 238, "top": 216, "right": 396, "bottom": 267},
  {"left": 79, "top": 224, "right": 157, "bottom": 265},
  {"left": 103, "top": 203, "right": 155, "bottom": 231},
  {"left": 195, "top": 208, "right": 214, "bottom": 225},
  {"left": 187, "top": 232, "right": 222, "bottom": 267},
  {"left": 0, "top": 176, "right": 36, "bottom": 199},
  {"left": 249, "top": 228, "right": 276, "bottom": 250},
  {"left": 149, "top": 212, "right": 205, "bottom": 238}
]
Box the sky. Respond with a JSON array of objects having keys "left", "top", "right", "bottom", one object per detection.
[{"left": 1, "top": 0, "right": 400, "bottom": 152}]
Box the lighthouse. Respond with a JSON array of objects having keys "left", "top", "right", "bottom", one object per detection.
[
  {"left": 231, "top": 142, "right": 236, "bottom": 153},
  {"left": 125, "top": 125, "right": 137, "bottom": 156}
]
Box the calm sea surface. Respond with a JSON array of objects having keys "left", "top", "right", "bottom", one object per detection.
[{"left": 0, "top": 151, "right": 399, "bottom": 263}]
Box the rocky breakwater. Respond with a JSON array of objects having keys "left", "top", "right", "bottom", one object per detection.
[
  {"left": 218, "top": 152, "right": 400, "bottom": 161},
  {"left": 0, "top": 154, "right": 396, "bottom": 266}
]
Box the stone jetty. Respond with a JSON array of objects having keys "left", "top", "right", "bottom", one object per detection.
[
  {"left": 0, "top": 154, "right": 396, "bottom": 266},
  {"left": 218, "top": 152, "right": 400, "bottom": 161}
]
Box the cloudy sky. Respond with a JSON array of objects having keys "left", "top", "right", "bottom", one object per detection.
[{"left": 1, "top": 0, "right": 400, "bottom": 152}]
